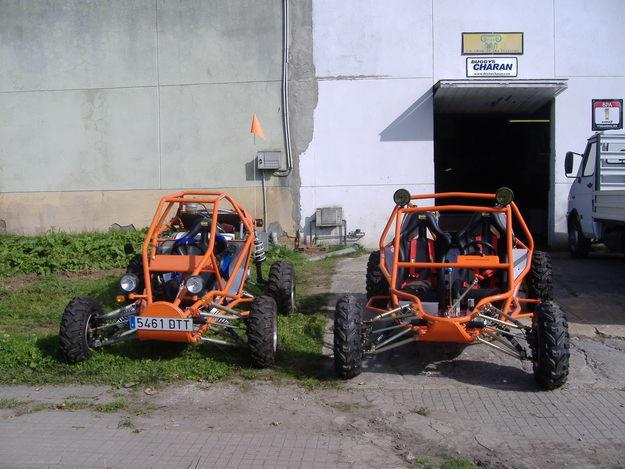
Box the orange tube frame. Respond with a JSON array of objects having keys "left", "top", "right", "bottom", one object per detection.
[
  {"left": 128, "top": 191, "right": 256, "bottom": 340},
  {"left": 375, "top": 192, "right": 536, "bottom": 340}
]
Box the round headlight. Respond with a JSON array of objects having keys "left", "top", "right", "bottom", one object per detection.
[
  {"left": 495, "top": 187, "right": 514, "bottom": 206},
  {"left": 185, "top": 275, "right": 204, "bottom": 294},
  {"left": 393, "top": 188, "right": 411, "bottom": 207},
  {"left": 120, "top": 273, "right": 139, "bottom": 293}
]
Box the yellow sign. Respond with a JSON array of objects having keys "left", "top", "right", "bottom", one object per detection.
[{"left": 462, "top": 32, "right": 523, "bottom": 55}]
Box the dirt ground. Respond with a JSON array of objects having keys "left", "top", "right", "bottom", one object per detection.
[{"left": 1, "top": 251, "right": 625, "bottom": 468}]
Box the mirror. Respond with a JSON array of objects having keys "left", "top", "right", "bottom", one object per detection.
[{"left": 565, "top": 151, "right": 575, "bottom": 177}]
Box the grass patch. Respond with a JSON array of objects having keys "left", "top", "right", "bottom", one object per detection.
[
  {"left": 440, "top": 458, "right": 476, "bottom": 469},
  {"left": 415, "top": 406, "right": 430, "bottom": 417},
  {"left": 61, "top": 399, "right": 92, "bottom": 411},
  {"left": 0, "top": 244, "right": 343, "bottom": 387},
  {"left": 95, "top": 398, "right": 127, "bottom": 413},
  {"left": 0, "top": 398, "right": 25, "bottom": 409},
  {"left": 118, "top": 417, "right": 134, "bottom": 429}
]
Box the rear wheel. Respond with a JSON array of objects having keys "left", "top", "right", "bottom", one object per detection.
[
  {"left": 568, "top": 217, "right": 590, "bottom": 258},
  {"left": 366, "top": 251, "right": 389, "bottom": 300},
  {"left": 246, "top": 296, "right": 278, "bottom": 368},
  {"left": 526, "top": 251, "right": 553, "bottom": 300},
  {"left": 333, "top": 295, "right": 363, "bottom": 379},
  {"left": 59, "top": 296, "right": 102, "bottom": 363},
  {"left": 266, "top": 261, "right": 295, "bottom": 315},
  {"left": 531, "top": 301, "right": 570, "bottom": 390}
]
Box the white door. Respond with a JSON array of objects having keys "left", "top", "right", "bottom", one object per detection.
[{"left": 574, "top": 141, "right": 598, "bottom": 236}]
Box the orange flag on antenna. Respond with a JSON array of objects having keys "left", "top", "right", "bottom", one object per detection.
[{"left": 250, "top": 113, "right": 267, "bottom": 140}]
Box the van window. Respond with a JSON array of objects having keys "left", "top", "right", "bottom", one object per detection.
[{"left": 583, "top": 143, "right": 597, "bottom": 177}]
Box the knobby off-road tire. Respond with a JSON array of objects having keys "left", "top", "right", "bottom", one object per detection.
[
  {"left": 526, "top": 251, "right": 553, "bottom": 301},
  {"left": 532, "top": 301, "right": 570, "bottom": 390},
  {"left": 366, "top": 251, "right": 390, "bottom": 300},
  {"left": 568, "top": 217, "right": 590, "bottom": 258},
  {"left": 333, "top": 295, "right": 363, "bottom": 379},
  {"left": 266, "top": 261, "right": 295, "bottom": 315},
  {"left": 247, "top": 296, "right": 278, "bottom": 368},
  {"left": 59, "top": 296, "right": 102, "bottom": 363}
]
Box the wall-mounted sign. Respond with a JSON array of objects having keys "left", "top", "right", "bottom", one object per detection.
[
  {"left": 466, "top": 57, "right": 518, "bottom": 77},
  {"left": 592, "top": 99, "right": 623, "bottom": 130},
  {"left": 462, "top": 32, "right": 524, "bottom": 55}
]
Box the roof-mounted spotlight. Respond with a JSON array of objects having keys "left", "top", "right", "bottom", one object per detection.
[
  {"left": 393, "top": 188, "right": 411, "bottom": 207},
  {"left": 495, "top": 187, "right": 514, "bottom": 206}
]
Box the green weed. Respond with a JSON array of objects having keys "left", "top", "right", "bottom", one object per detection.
[
  {"left": 0, "top": 230, "right": 145, "bottom": 277},
  {"left": 0, "top": 398, "right": 25, "bottom": 409},
  {"left": 95, "top": 398, "right": 127, "bottom": 413}
]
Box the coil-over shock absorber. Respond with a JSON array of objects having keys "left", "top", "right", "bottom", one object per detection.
[{"left": 253, "top": 236, "right": 266, "bottom": 284}]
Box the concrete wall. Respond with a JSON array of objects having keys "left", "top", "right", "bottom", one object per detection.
[{"left": 0, "top": 0, "right": 293, "bottom": 233}]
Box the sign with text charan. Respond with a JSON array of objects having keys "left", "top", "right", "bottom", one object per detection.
[
  {"left": 462, "top": 32, "right": 523, "bottom": 55},
  {"left": 592, "top": 99, "right": 623, "bottom": 131},
  {"left": 466, "top": 57, "right": 518, "bottom": 77}
]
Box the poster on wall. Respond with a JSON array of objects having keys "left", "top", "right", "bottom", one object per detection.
[
  {"left": 466, "top": 57, "right": 518, "bottom": 77},
  {"left": 592, "top": 99, "right": 623, "bottom": 131},
  {"left": 462, "top": 32, "right": 523, "bottom": 55}
]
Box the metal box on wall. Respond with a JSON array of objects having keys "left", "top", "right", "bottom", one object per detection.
[
  {"left": 257, "top": 151, "right": 282, "bottom": 170},
  {"left": 315, "top": 207, "right": 343, "bottom": 227}
]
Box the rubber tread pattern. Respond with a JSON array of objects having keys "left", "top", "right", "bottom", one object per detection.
[
  {"left": 366, "top": 251, "right": 390, "bottom": 300},
  {"left": 333, "top": 295, "right": 363, "bottom": 379},
  {"left": 266, "top": 261, "right": 295, "bottom": 315},
  {"left": 532, "top": 301, "right": 570, "bottom": 390},
  {"left": 59, "top": 296, "right": 102, "bottom": 363},
  {"left": 247, "top": 296, "right": 278, "bottom": 368}
]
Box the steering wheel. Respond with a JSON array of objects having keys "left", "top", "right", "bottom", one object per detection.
[{"left": 462, "top": 239, "right": 497, "bottom": 256}]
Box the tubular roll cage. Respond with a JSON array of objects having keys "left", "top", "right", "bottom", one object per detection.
[
  {"left": 128, "top": 191, "right": 256, "bottom": 319},
  {"left": 374, "top": 192, "right": 539, "bottom": 324}
]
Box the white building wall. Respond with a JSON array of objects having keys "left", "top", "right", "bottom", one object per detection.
[
  {"left": 304, "top": 0, "right": 625, "bottom": 248},
  {"left": 301, "top": 0, "right": 434, "bottom": 246},
  {"left": 553, "top": 0, "right": 625, "bottom": 244},
  {"left": 433, "top": 0, "right": 555, "bottom": 81}
]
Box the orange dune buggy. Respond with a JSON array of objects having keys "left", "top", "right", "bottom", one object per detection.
[
  {"left": 60, "top": 191, "right": 295, "bottom": 367},
  {"left": 334, "top": 188, "right": 570, "bottom": 390}
]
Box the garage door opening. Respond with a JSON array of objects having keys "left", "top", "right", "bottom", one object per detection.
[{"left": 433, "top": 80, "right": 567, "bottom": 246}]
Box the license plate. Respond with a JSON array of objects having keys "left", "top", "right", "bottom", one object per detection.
[{"left": 129, "top": 316, "right": 193, "bottom": 332}]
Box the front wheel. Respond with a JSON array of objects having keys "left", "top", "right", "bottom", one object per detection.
[
  {"left": 266, "top": 261, "right": 295, "bottom": 315},
  {"left": 59, "top": 296, "right": 103, "bottom": 363},
  {"left": 568, "top": 217, "right": 590, "bottom": 258},
  {"left": 532, "top": 301, "right": 570, "bottom": 390},
  {"left": 333, "top": 295, "right": 363, "bottom": 379},
  {"left": 246, "top": 296, "right": 278, "bottom": 368}
]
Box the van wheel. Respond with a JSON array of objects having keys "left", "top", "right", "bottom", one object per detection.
[{"left": 568, "top": 218, "right": 590, "bottom": 258}]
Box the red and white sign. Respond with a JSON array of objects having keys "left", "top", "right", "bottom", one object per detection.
[{"left": 592, "top": 99, "right": 623, "bottom": 130}]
